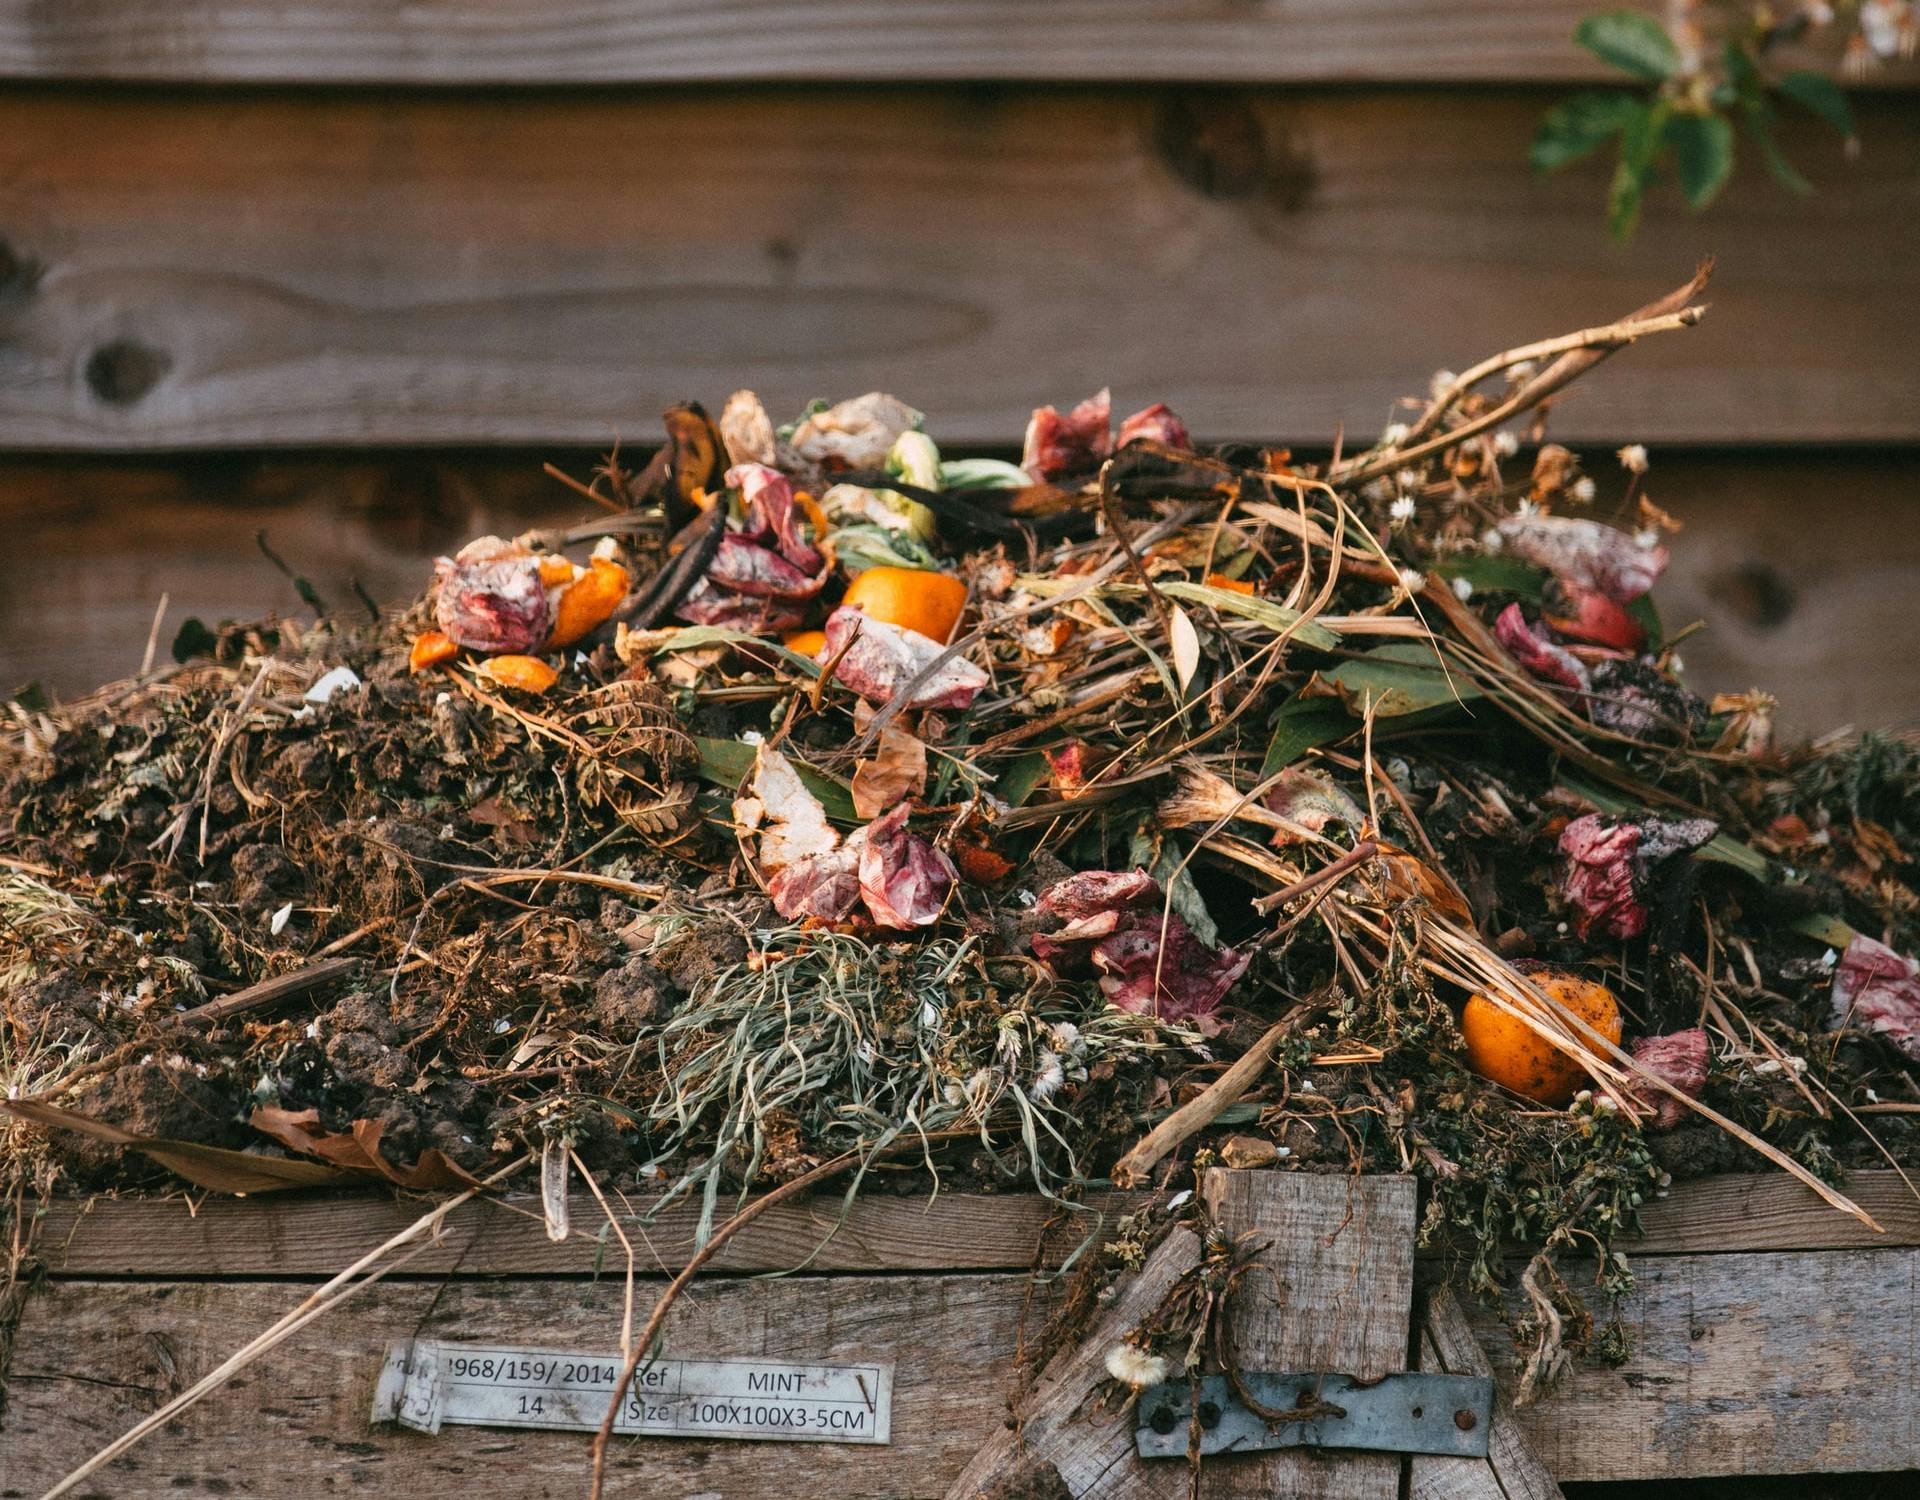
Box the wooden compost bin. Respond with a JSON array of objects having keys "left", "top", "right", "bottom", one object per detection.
[{"left": 4, "top": 1169, "right": 1918, "bottom": 1497}]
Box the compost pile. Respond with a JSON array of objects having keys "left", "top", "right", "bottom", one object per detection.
[{"left": 6, "top": 268, "right": 1920, "bottom": 1345}]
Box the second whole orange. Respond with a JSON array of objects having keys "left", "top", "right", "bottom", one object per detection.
[
  {"left": 841, "top": 566, "right": 967, "bottom": 644},
  {"left": 1461, "top": 968, "right": 1622, "bottom": 1107}
]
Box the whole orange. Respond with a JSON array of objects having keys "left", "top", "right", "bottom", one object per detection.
[
  {"left": 841, "top": 566, "right": 967, "bottom": 644},
  {"left": 1461, "top": 969, "right": 1621, "bottom": 1106}
]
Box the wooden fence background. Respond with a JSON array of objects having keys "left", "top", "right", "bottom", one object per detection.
[{"left": 0, "top": 2, "right": 1914, "bottom": 735}]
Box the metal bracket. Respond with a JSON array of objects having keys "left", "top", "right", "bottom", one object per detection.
[{"left": 1133, "top": 1370, "right": 1494, "bottom": 1461}]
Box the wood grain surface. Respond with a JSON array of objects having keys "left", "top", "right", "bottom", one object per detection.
[
  {"left": 7, "top": 1240, "right": 1913, "bottom": 1490},
  {"left": 4, "top": 450, "right": 1913, "bottom": 736},
  {"left": 26, "top": 1169, "right": 1920, "bottom": 1280},
  {"left": 0, "top": 87, "right": 1914, "bottom": 450},
  {"left": 30, "top": 1186, "right": 1132, "bottom": 1279},
  {"left": 943, "top": 1221, "right": 1199, "bottom": 1500},
  {"left": 1410, "top": 1286, "right": 1564, "bottom": 1500},
  {"left": 1466, "top": 1246, "right": 1920, "bottom": 1480},
  {"left": 0, "top": 1272, "right": 1033, "bottom": 1499},
  {"left": 1199, "top": 1170, "right": 1417, "bottom": 1499},
  {"left": 1, "top": 2, "right": 1912, "bottom": 86}
]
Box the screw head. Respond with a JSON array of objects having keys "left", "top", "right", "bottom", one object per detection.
[{"left": 1454, "top": 1408, "right": 1478, "bottom": 1432}]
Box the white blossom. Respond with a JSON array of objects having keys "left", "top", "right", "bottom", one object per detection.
[
  {"left": 1105, "top": 1345, "right": 1171, "bottom": 1390},
  {"left": 1862, "top": 1, "right": 1907, "bottom": 58},
  {"left": 1428, "top": 369, "right": 1458, "bottom": 399},
  {"left": 1451, "top": 576, "right": 1475, "bottom": 602},
  {"left": 1570, "top": 477, "right": 1597, "bottom": 504},
  {"left": 1491, "top": 430, "right": 1520, "bottom": 458},
  {"left": 1397, "top": 568, "right": 1427, "bottom": 594},
  {"left": 1616, "top": 443, "right": 1649, "bottom": 474},
  {"left": 1030, "top": 1050, "right": 1066, "bottom": 1102},
  {"left": 1389, "top": 495, "right": 1417, "bottom": 525},
  {"left": 1379, "top": 421, "right": 1410, "bottom": 448}
]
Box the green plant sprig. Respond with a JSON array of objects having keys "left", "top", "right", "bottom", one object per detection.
[{"left": 1537, "top": 8, "right": 1861, "bottom": 240}]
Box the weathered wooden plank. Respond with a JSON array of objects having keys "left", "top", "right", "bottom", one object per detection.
[
  {"left": 1411, "top": 1287, "right": 1564, "bottom": 1500},
  {"left": 0, "top": 1272, "right": 1030, "bottom": 1499},
  {"left": 31, "top": 1186, "right": 1131, "bottom": 1279},
  {"left": 29, "top": 1167, "right": 1920, "bottom": 1279},
  {"left": 0, "top": 453, "right": 576, "bottom": 702},
  {"left": 0, "top": 88, "right": 1915, "bottom": 450},
  {"left": 0, "top": 2, "right": 1909, "bottom": 86},
  {"left": 949, "top": 1170, "right": 1417, "bottom": 1499},
  {"left": 945, "top": 1220, "right": 1199, "bottom": 1500},
  {"left": 1466, "top": 1247, "right": 1920, "bottom": 1481},
  {"left": 4, "top": 1238, "right": 1917, "bottom": 1489},
  {"left": 1646, "top": 450, "right": 1920, "bottom": 742},
  {"left": 1627, "top": 1168, "right": 1920, "bottom": 1256},
  {"left": 1197, "top": 1170, "right": 1416, "bottom": 1498}
]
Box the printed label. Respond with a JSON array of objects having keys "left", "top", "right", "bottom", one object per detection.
[{"left": 371, "top": 1340, "right": 891, "bottom": 1445}]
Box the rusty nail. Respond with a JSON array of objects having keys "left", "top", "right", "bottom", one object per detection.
[{"left": 1454, "top": 1408, "right": 1478, "bottom": 1431}]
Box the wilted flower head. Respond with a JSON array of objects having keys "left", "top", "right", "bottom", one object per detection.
[
  {"left": 1616, "top": 444, "right": 1649, "bottom": 474},
  {"left": 1105, "top": 1344, "right": 1170, "bottom": 1390}
]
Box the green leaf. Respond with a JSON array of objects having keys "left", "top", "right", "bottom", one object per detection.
[
  {"left": 938, "top": 457, "right": 1030, "bottom": 490},
  {"left": 992, "top": 751, "right": 1051, "bottom": 809},
  {"left": 1575, "top": 11, "right": 1683, "bottom": 81},
  {"left": 1128, "top": 826, "right": 1220, "bottom": 947},
  {"left": 1776, "top": 71, "right": 1856, "bottom": 140},
  {"left": 1260, "top": 695, "right": 1354, "bottom": 779},
  {"left": 1607, "top": 101, "right": 1668, "bottom": 241},
  {"left": 1433, "top": 556, "right": 1549, "bottom": 598},
  {"left": 1742, "top": 105, "right": 1812, "bottom": 195},
  {"left": 1624, "top": 592, "right": 1664, "bottom": 651},
  {"left": 1723, "top": 41, "right": 1764, "bottom": 103},
  {"left": 1532, "top": 91, "right": 1645, "bottom": 174},
  {"left": 692, "top": 736, "right": 856, "bottom": 822},
  {"left": 653, "top": 624, "right": 821, "bottom": 677},
  {"left": 1665, "top": 112, "right": 1735, "bottom": 211},
  {"left": 1147, "top": 579, "right": 1342, "bottom": 651},
  {"left": 1793, "top": 912, "right": 1858, "bottom": 950},
  {"left": 1318, "top": 641, "right": 1487, "bottom": 719}
]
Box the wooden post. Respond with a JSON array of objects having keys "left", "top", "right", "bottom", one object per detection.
[
  {"left": 947, "top": 1169, "right": 1417, "bottom": 1499},
  {"left": 1200, "top": 1169, "right": 1418, "bottom": 1500},
  {"left": 1409, "top": 1286, "right": 1564, "bottom": 1500}
]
